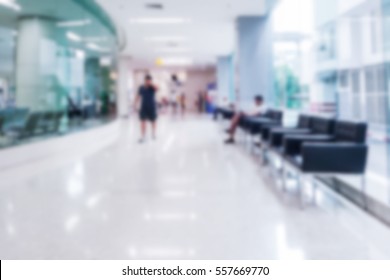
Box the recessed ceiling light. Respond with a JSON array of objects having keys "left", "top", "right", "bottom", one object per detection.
[
  {"left": 57, "top": 19, "right": 91, "bottom": 28},
  {"left": 130, "top": 18, "right": 192, "bottom": 24},
  {"left": 0, "top": 0, "right": 21, "bottom": 11},
  {"left": 75, "top": 49, "right": 85, "bottom": 59},
  {"left": 156, "top": 57, "right": 194, "bottom": 66},
  {"left": 67, "top": 32, "right": 82, "bottom": 42},
  {"left": 87, "top": 43, "right": 110, "bottom": 53}
]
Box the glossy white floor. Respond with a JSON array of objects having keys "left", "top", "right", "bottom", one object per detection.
[{"left": 1, "top": 115, "right": 390, "bottom": 260}]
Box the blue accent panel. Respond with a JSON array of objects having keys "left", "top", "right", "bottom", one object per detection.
[
  {"left": 217, "top": 55, "right": 234, "bottom": 102},
  {"left": 237, "top": 16, "right": 274, "bottom": 106}
]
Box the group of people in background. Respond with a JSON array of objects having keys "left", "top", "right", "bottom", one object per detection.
[
  {"left": 134, "top": 73, "right": 217, "bottom": 143},
  {"left": 134, "top": 74, "right": 191, "bottom": 143}
]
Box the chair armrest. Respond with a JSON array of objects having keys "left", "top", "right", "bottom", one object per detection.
[
  {"left": 247, "top": 118, "right": 280, "bottom": 134},
  {"left": 261, "top": 123, "right": 282, "bottom": 141},
  {"left": 269, "top": 129, "right": 311, "bottom": 148},
  {"left": 301, "top": 143, "right": 368, "bottom": 173},
  {"left": 283, "top": 134, "right": 334, "bottom": 156}
]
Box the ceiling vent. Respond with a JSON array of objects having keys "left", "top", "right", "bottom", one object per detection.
[{"left": 145, "top": 3, "right": 164, "bottom": 10}]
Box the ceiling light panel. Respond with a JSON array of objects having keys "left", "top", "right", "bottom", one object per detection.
[
  {"left": 57, "top": 19, "right": 92, "bottom": 28},
  {"left": 0, "top": 0, "right": 21, "bottom": 11}
]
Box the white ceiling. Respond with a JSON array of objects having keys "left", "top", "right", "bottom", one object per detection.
[{"left": 96, "top": 0, "right": 269, "bottom": 67}]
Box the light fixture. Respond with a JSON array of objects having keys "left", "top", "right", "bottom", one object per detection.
[
  {"left": 87, "top": 43, "right": 109, "bottom": 53},
  {"left": 130, "top": 17, "right": 191, "bottom": 24},
  {"left": 0, "top": 0, "right": 21, "bottom": 11},
  {"left": 75, "top": 49, "right": 85, "bottom": 59},
  {"left": 110, "top": 71, "right": 117, "bottom": 80},
  {"left": 156, "top": 57, "right": 193, "bottom": 66},
  {"left": 67, "top": 31, "right": 82, "bottom": 42},
  {"left": 100, "top": 57, "right": 112, "bottom": 66},
  {"left": 57, "top": 19, "right": 91, "bottom": 28}
]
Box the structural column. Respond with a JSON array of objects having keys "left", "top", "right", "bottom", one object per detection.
[
  {"left": 117, "top": 57, "right": 134, "bottom": 118},
  {"left": 236, "top": 16, "right": 274, "bottom": 108},
  {"left": 217, "top": 55, "right": 235, "bottom": 105},
  {"left": 16, "top": 17, "right": 62, "bottom": 111}
]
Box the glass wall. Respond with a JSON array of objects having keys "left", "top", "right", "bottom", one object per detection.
[
  {"left": 272, "top": 0, "right": 390, "bottom": 210},
  {"left": 0, "top": 0, "right": 118, "bottom": 148}
]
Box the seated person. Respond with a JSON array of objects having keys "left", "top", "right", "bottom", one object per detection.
[{"left": 225, "top": 95, "right": 265, "bottom": 144}]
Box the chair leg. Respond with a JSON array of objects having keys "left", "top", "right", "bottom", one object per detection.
[
  {"left": 361, "top": 175, "right": 368, "bottom": 210},
  {"left": 298, "top": 174, "right": 306, "bottom": 209},
  {"left": 262, "top": 147, "right": 268, "bottom": 166},
  {"left": 311, "top": 176, "right": 317, "bottom": 206},
  {"left": 282, "top": 162, "right": 287, "bottom": 192},
  {"left": 250, "top": 135, "right": 255, "bottom": 154}
]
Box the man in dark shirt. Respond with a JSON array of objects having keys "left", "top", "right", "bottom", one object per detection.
[{"left": 134, "top": 75, "right": 158, "bottom": 143}]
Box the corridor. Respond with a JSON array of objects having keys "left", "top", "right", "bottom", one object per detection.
[{"left": 1, "top": 116, "right": 390, "bottom": 260}]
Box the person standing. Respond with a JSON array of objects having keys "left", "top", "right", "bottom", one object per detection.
[
  {"left": 179, "top": 92, "right": 186, "bottom": 117},
  {"left": 134, "top": 75, "right": 158, "bottom": 143},
  {"left": 170, "top": 74, "right": 181, "bottom": 115}
]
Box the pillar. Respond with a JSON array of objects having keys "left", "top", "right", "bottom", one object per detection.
[
  {"left": 236, "top": 16, "right": 274, "bottom": 108},
  {"left": 16, "top": 17, "right": 63, "bottom": 111},
  {"left": 217, "top": 55, "right": 235, "bottom": 105}
]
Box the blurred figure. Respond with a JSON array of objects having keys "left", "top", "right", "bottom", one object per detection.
[
  {"left": 180, "top": 92, "right": 186, "bottom": 117},
  {"left": 0, "top": 88, "right": 5, "bottom": 109},
  {"left": 170, "top": 74, "right": 181, "bottom": 115},
  {"left": 81, "top": 95, "right": 93, "bottom": 119},
  {"left": 225, "top": 95, "right": 265, "bottom": 144},
  {"left": 134, "top": 75, "right": 158, "bottom": 143},
  {"left": 197, "top": 91, "right": 205, "bottom": 113}
]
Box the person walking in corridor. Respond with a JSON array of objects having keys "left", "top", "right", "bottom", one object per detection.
[{"left": 134, "top": 75, "right": 158, "bottom": 143}]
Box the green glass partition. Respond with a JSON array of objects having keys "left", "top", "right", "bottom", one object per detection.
[{"left": 0, "top": 0, "right": 118, "bottom": 148}]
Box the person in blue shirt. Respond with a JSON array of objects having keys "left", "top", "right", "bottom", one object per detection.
[{"left": 134, "top": 75, "right": 158, "bottom": 143}]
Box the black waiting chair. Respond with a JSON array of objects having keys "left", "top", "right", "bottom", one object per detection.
[
  {"left": 240, "top": 109, "right": 284, "bottom": 136},
  {"left": 0, "top": 116, "right": 4, "bottom": 137},
  {"left": 7, "top": 112, "right": 43, "bottom": 140},
  {"left": 262, "top": 115, "right": 312, "bottom": 144},
  {"left": 260, "top": 115, "right": 313, "bottom": 164},
  {"left": 214, "top": 107, "right": 235, "bottom": 120},
  {"left": 280, "top": 117, "right": 336, "bottom": 158},
  {"left": 49, "top": 111, "right": 64, "bottom": 133},
  {"left": 268, "top": 116, "right": 334, "bottom": 158},
  {"left": 38, "top": 111, "right": 56, "bottom": 133},
  {"left": 282, "top": 120, "right": 368, "bottom": 207},
  {"left": 266, "top": 117, "right": 335, "bottom": 190}
]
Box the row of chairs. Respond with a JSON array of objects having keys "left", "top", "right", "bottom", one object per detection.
[
  {"left": 0, "top": 111, "right": 65, "bottom": 140},
  {"left": 0, "top": 108, "right": 29, "bottom": 132},
  {"left": 216, "top": 107, "right": 369, "bottom": 208}
]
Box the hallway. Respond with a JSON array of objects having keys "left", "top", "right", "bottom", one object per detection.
[{"left": 1, "top": 116, "right": 390, "bottom": 260}]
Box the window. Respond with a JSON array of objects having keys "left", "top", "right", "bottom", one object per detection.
[
  {"left": 338, "top": 71, "right": 348, "bottom": 88},
  {"left": 351, "top": 70, "right": 360, "bottom": 94},
  {"left": 377, "top": 65, "right": 388, "bottom": 92},
  {"left": 371, "top": 12, "right": 378, "bottom": 54},
  {"left": 365, "top": 67, "right": 376, "bottom": 93}
]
